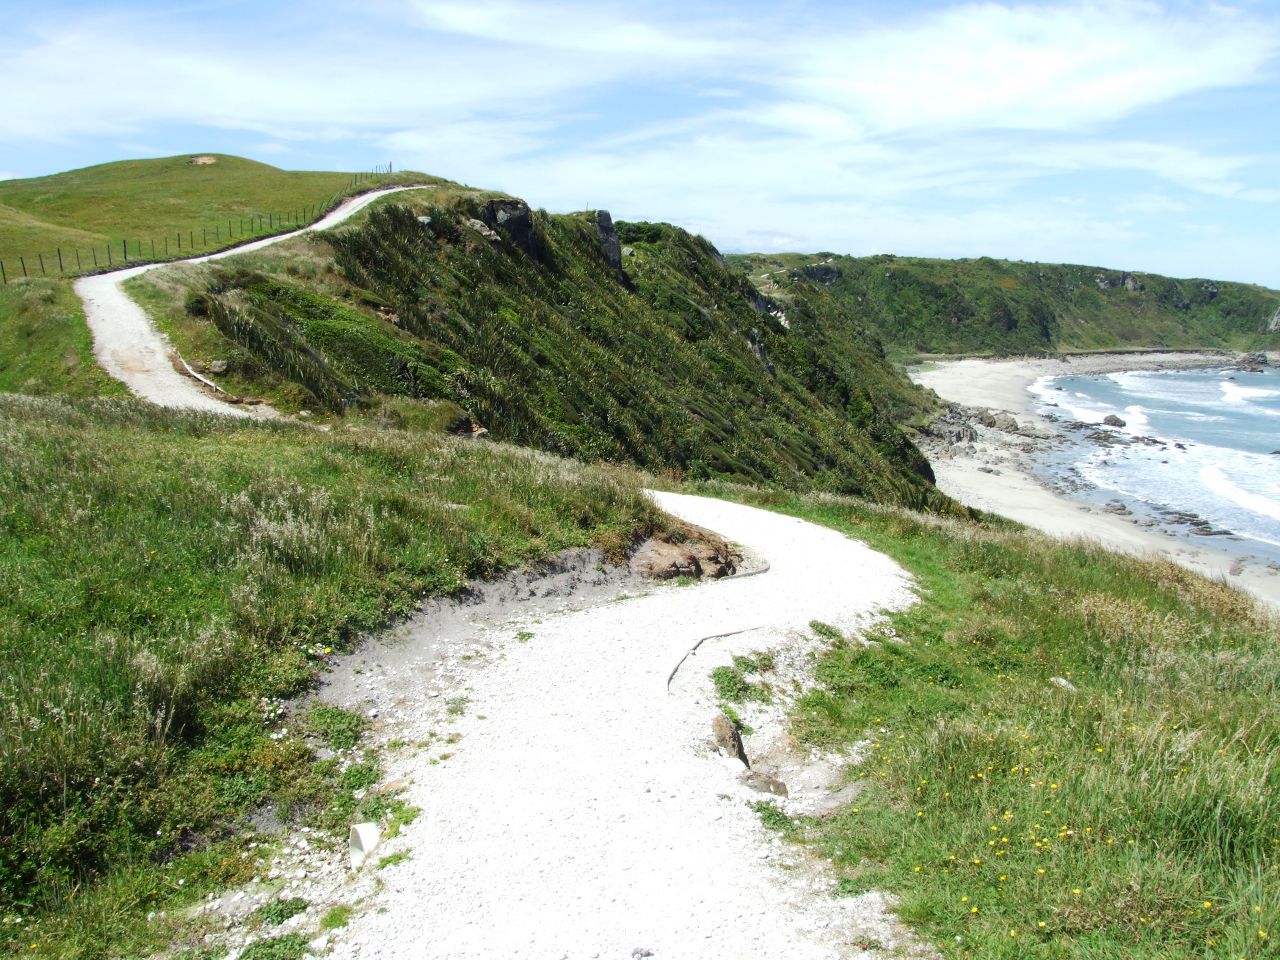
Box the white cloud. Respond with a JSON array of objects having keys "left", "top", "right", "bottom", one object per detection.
[
  {"left": 778, "top": 1, "right": 1280, "bottom": 133},
  {"left": 2, "top": 1, "right": 1278, "bottom": 282},
  {"left": 410, "top": 0, "right": 733, "bottom": 59}
]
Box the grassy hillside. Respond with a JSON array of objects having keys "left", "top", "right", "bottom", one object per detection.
[
  {"left": 0, "top": 394, "right": 658, "bottom": 943},
  {"left": 0, "top": 154, "right": 430, "bottom": 278},
  {"left": 0, "top": 280, "right": 126, "bottom": 398},
  {"left": 706, "top": 482, "right": 1279, "bottom": 960},
  {"left": 128, "top": 192, "right": 949, "bottom": 510},
  {"left": 733, "top": 253, "right": 1280, "bottom": 356}
]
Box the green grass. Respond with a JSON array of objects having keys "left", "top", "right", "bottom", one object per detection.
[
  {"left": 731, "top": 252, "right": 1280, "bottom": 355},
  {"left": 126, "top": 197, "right": 950, "bottom": 509},
  {"left": 253, "top": 897, "right": 308, "bottom": 926},
  {"left": 0, "top": 154, "right": 435, "bottom": 278},
  {"left": 319, "top": 905, "right": 353, "bottom": 930},
  {"left": 698, "top": 482, "right": 1279, "bottom": 959},
  {"left": 0, "top": 280, "right": 125, "bottom": 398},
  {"left": 0, "top": 394, "right": 659, "bottom": 950}
]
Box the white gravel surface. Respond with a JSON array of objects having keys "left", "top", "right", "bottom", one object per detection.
[
  {"left": 72, "top": 186, "right": 427, "bottom": 414},
  {"left": 328, "top": 490, "right": 921, "bottom": 960}
]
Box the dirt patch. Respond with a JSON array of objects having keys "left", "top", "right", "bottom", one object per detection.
[
  {"left": 189, "top": 155, "right": 217, "bottom": 165},
  {"left": 629, "top": 519, "right": 743, "bottom": 579}
]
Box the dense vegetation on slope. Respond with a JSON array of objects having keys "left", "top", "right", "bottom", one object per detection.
[
  {"left": 733, "top": 253, "right": 1280, "bottom": 356},
  {"left": 134, "top": 193, "right": 947, "bottom": 509},
  {"left": 0, "top": 395, "right": 657, "bottom": 931},
  {"left": 0, "top": 154, "right": 428, "bottom": 275},
  {"left": 708, "top": 482, "right": 1279, "bottom": 960}
]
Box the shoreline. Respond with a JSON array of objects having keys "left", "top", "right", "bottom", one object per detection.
[{"left": 909, "top": 352, "right": 1280, "bottom": 611}]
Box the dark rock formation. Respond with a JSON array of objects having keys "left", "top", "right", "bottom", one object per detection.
[
  {"left": 480, "top": 199, "right": 546, "bottom": 262},
  {"left": 1103, "top": 414, "right": 1127, "bottom": 427},
  {"left": 595, "top": 210, "right": 623, "bottom": 272}
]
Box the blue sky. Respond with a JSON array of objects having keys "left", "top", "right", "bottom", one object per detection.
[{"left": 3, "top": 0, "right": 1279, "bottom": 285}]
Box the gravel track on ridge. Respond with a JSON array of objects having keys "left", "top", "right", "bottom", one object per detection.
[
  {"left": 72, "top": 186, "right": 426, "bottom": 415},
  {"left": 329, "top": 490, "right": 918, "bottom": 960}
]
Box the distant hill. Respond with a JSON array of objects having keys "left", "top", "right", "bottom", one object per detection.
[
  {"left": 0, "top": 154, "right": 428, "bottom": 275},
  {"left": 731, "top": 253, "right": 1280, "bottom": 356},
  {"left": 128, "top": 191, "right": 949, "bottom": 510}
]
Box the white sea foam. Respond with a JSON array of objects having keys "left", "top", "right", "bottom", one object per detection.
[
  {"left": 1220, "top": 381, "right": 1280, "bottom": 402},
  {"left": 1200, "top": 466, "right": 1280, "bottom": 523}
]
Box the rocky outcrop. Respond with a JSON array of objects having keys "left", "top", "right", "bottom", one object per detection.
[
  {"left": 479, "top": 199, "right": 546, "bottom": 262},
  {"left": 1102, "top": 414, "right": 1127, "bottom": 427},
  {"left": 629, "top": 523, "right": 740, "bottom": 580},
  {"left": 746, "top": 327, "right": 775, "bottom": 376},
  {"left": 595, "top": 210, "right": 623, "bottom": 273},
  {"left": 710, "top": 713, "right": 749, "bottom": 767}
]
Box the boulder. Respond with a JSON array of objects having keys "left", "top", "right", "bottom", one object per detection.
[
  {"left": 479, "top": 199, "right": 545, "bottom": 261},
  {"left": 1103, "top": 414, "right": 1126, "bottom": 427},
  {"left": 466, "top": 218, "right": 501, "bottom": 242},
  {"left": 740, "top": 771, "right": 788, "bottom": 796},
  {"left": 710, "top": 713, "right": 749, "bottom": 767},
  {"left": 208, "top": 359, "right": 228, "bottom": 374},
  {"left": 595, "top": 210, "right": 623, "bottom": 272}
]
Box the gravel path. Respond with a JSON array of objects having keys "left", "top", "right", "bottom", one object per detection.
[
  {"left": 72, "top": 186, "right": 426, "bottom": 415},
  {"left": 329, "top": 490, "right": 919, "bottom": 960}
]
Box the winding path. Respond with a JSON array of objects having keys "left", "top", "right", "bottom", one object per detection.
[
  {"left": 66, "top": 183, "right": 929, "bottom": 955},
  {"left": 326, "top": 490, "right": 918, "bottom": 960},
  {"left": 72, "top": 187, "right": 426, "bottom": 416}
]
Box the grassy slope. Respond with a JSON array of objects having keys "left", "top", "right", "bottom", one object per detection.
[
  {"left": 0, "top": 395, "right": 658, "bottom": 941},
  {"left": 0, "top": 154, "right": 431, "bottom": 276},
  {"left": 128, "top": 195, "right": 948, "bottom": 510},
  {"left": 0, "top": 280, "right": 125, "bottom": 398},
  {"left": 732, "top": 253, "right": 1280, "bottom": 356},
  {"left": 703, "top": 483, "right": 1279, "bottom": 959}
]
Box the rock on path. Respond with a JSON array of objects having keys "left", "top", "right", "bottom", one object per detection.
[{"left": 330, "top": 491, "right": 917, "bottom": 960}]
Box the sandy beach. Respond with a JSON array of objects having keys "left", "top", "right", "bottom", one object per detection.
[{"left": 910, "top": 352, "right": 1280, "bottom": 611}]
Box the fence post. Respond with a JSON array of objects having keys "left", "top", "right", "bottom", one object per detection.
[
  {"left": 20, "top": 256, "right": 27, "bottom": 277},
  {"left": 92, "top": 249, "right": 97, "bottom": 267},
  {"left": 189, "top": 231, "right": 193, "bottom": 249},
  {"left": 76, "top": 250, "right": 82, "bottom": 271},
  {"left": 151, "top": 239, "right": 156, "bottom": 258},
  {"left": 202, "top": 227, "right": 207, "bottom": 246},
  {"left": 177, "top": 232, "right": 181, "bottom": 252},
  {"left": 269, "top": 213, "right": 273, "bottom": 229},
  {"left": 1, "top": 261, "right": 6, "bottom": 285},
  {"left": 107, "top": 245, "right": 112, "bottom": 266},
  {"left": 122, "top": 239, "right": 127, "bottom": 262},
  {"left": 57, "top": 248, "right": 63, "bottom": 272}
]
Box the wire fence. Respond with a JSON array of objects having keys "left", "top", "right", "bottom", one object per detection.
[{"left": 0, "top": 164, "right": 399, "bottom": 285}]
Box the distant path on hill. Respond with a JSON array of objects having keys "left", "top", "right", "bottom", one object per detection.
[
  {"left": 73, "top": 186, "right": 427, "bottom": 417},
  {"left": 321, "top": 490, "right": 927, "bottom": 960}
]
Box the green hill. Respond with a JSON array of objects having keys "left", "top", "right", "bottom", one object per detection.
[
  {"left": 0, "top": 154, "right": 429, "bottom": 277},
  {"left": 129, "top": 191, "right": 948, "bottom": 510},
  {"left": 732, "top": 253, "right": 1280, "bottom": 356}
]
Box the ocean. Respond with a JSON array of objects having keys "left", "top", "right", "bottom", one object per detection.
[{"left": 1028, "top": 364, "right": 1280, "bottom": 566}]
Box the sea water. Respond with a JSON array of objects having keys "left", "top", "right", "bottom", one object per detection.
[{"left": 1028, "top": 365, "right": 1280, "bottom": 565}]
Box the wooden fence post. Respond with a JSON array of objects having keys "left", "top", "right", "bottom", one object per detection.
[
  {"left": 151, "top": 239, "right": 156, "bottom": 258},
  {"left": 122, "top": 239, "right": 127, "bottom": 262},
  {"left": 1, "top": 261, "right": 6, "bottom": 285},
  {"left": 20, "top": 256, "right": 27, "bottom": 277},
  {"left": 37, "top": 254, "right": 45, "bottom": 275},
  {"left": 92, "top": 249, "right": 97, "bottom": 267},
  {"left": 57, "top": 248, "right": 63, "bottom": 272},
  {"left": 76, "top": 250, "right": 82, "bottom": 270},
  {"left": 107, "top": 245, "right": 112, "bottom": 266},
  {"left": 202, "top": 227, "right": 207, "bottom": 246}
]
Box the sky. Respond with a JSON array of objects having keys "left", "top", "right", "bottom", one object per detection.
[{"left": 3, "top": 0, "right": 1279, "bottom": 285}]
